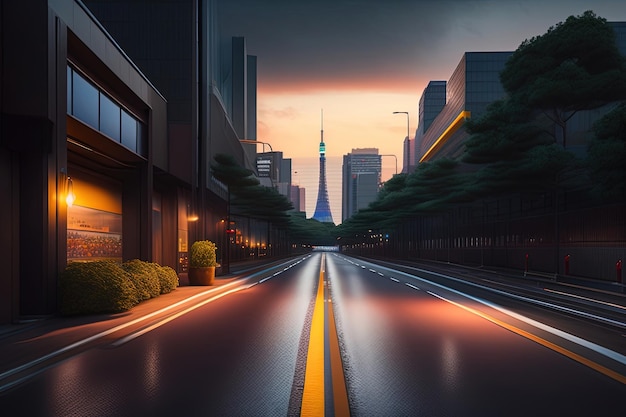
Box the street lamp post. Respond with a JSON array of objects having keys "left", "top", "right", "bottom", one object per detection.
[
  {"left": 239, "top": 139, "right": 273, "bottom": 153},
  {"left": 381, "top": 154, "right": 398, "bottom": 175},
  {"left": 239, "top": 139, "right": 276, "bottom": 188},
  {"left": 393, "top": 111, "right": 410, "bottom": 172}
]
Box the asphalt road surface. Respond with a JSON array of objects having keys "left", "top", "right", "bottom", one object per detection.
[{"left": 1, "top": 252, "right": 624, "bottom": 416}]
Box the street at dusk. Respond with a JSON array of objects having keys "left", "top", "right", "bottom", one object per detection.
[
  {"left": 1, "top": 1, "right": 625, "bottom": 415},
  {"left": 1, "top": 253, "right": 624, "bottom": 415}
]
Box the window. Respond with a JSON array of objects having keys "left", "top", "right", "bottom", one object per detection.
[
  {"left": 99, "top": 94, "right": 121, "bottom": 141},
  {"left": 67, "top": 65, "right": 147, "bottom": 157},
  {"left": 72, "top": 71, "right": 99, "bottom": 129},
  {"left": 121, "top": 110, "right": 137, "bottom": 152}
]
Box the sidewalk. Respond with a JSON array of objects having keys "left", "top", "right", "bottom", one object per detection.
[{"left": 0, "top": 259, "right": 281, "bottom": 391}]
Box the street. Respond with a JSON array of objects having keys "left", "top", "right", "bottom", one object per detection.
[{"left": 1, "top": 252, "right": 625, "bottom": 416}]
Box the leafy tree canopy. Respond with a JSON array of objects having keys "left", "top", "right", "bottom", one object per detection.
[
  {"left": 587, "top": 102, "right": 626, "bottom": 201},
  {"left": 211, "top": 153, "right": 259, "bottom": 191},
  {"left": 211, "top": 153, "right": 293, "bottom": 226},
  {"left": 500, "top": 11, "right": 626, "bottom": 146},
  {"left": 289, "top": 212, "right": 337, "bottom": 246},
  {"left": 464, "top": 99, "right": 550, "bottom": 164}
]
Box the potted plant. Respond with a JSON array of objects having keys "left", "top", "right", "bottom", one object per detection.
[{"left": 188, "top": 240, "right": 217, "bottom": 285}]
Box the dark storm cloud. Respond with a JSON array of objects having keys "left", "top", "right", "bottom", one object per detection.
[{"left": 219, "top": 0, "right": 460, "bottom": 87}]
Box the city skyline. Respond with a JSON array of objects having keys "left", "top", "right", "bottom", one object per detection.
[{"left": 221, "top": 0, "right": 626, "bottom": 222}]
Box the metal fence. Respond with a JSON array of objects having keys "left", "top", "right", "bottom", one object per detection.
[{"left": 363, "top": 193, "right": 625, "bottom": 283}]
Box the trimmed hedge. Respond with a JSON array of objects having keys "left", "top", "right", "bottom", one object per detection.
[
  {"left": 59, "top": 261, "right": 139, "bottom": 315},
  {"left": 151, "top": 263, "right": 179, "bottom": 294},
  {"left": 59, "top": 259, "right": 180, "bottom": 316},
  {"left": 123, "top": 259, "right": 161, "bottom": 301}
]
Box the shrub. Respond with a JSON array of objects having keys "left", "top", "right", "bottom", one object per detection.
[
  {"left": 122, "top": 259, "right": 161, "bottom": 300},
  {"left": 150, "top": 263, "right": 179, "bottom": 294},
  {"left": 59, "top": 261, "right": 139, "bottom": 315},
  {"left": 189, "top": 240, "right": 217, "bottom": 267}
]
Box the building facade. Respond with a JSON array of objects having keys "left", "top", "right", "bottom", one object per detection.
[
  {"left": 414, "top": 80, "right": 446, "bottom": 166},
  {"left": 0, "top": 0, "right": 256, "bottom": 324},
  {"left": 417, "top": 22, "right": 626, "bottom": 164},
  {"left": 342, "top": 148, "right": 382, "bottom": 222},
  {"left": 416, "top": 52, "right": 513, "bottom": 163}
]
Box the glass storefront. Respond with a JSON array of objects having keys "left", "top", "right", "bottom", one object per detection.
[{"left": 65, "top": 174, "right": 123, "bottom": 263}]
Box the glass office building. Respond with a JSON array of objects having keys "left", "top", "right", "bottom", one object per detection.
[
  {"left": 342, "top": 148, "right": 382, "bottom": 221},
  {"left": 417, "top": 52, "right": 513, "bottom": 163}
]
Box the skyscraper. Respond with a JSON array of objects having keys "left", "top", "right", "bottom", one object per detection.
[
  {"left": 342, "top": 148, "right": 382, "bottom": 221},
  {"left": 312, "top": 111, "right": 334, "bottom": 223}
]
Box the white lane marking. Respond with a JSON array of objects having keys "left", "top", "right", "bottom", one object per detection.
[
  {"left": 389, "top": 277, "right": 400, "bottom": 283},
  {"left": 543, "top": 288, "right": 626, "bottom": 311},
  {"left": 116, "top": 257, "right": 310, "bottom": 346},
  {"left": 374, "top": 262, "right": 626, "bottom": 367},
  {"left": 405, "top": 283, "right": 420, "bottom": 291},
  {"left": 112, "top": 286, "right": 244, "bottom": 346},
  {"left": 378, "top": 272, "right": 385, "bottom": 277},
  {"left": 0, "top": 257, "right": 308, "bottom": 391}
]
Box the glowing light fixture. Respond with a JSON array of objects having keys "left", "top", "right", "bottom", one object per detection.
[
  {"left": 187, "top": 203, "right": 199, "bottom": 222},
  {"left": 61, "top": 168, "right": 76, "bottom": 207},
  {"left": 65, "top": 175, "right": 76, "bottom": 207}
]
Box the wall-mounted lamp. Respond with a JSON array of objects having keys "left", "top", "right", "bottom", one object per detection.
[
  {"left": 61, "top": 168, "right": 76, "bottom": 207},
  {"left": 65, "top": 177, "right": 75, "bottom": 207},
  {"left": 186, "top": 204, "right": 199, "bottom": 222}
]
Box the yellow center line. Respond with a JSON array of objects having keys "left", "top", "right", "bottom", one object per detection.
[
  {"left": 328, "top": 280, "right": 350, "bottom": 416},
  {"left": 301, "top": 254, "right": 352, "bottom": 416},
  {"left": 300, "top": 255, "right": 326, "bottom": 416}
]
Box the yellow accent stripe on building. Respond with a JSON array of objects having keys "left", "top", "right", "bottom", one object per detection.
[
  {"left": 301, "top": 256, "right": 327, "bottom": 416},
  {"left": 419, "top": 110, "right": 471, "bottom": 163}
]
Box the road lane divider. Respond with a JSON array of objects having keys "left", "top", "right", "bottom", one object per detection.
[
  {"left": 301, "top": 253, "right": 350, "bottom": 416},
  {"left": 326, "top": 275, "right": 350, "bottom": 416},
  {"left": 428, "top": 290, "right": 626, "bottom": 385},
  {"left": 301, "top": 256, "right": 326, "bottom": 416}
]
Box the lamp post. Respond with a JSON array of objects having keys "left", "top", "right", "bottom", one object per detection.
[
  {"left": 381, "top": 154, "right": 398, "bottom": 175},
  {"left": 239, "top": 139, "right": 276, "bottom": 187},
  {"left": 239, "top": 139, "right": 273, "bottom": 153},
  {"left": 393, "top": 111, "right": 410, "bottom": 172}
]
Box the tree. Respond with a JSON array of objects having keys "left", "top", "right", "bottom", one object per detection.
[
  {"left": 587, "top": 102, "right": 626, "bottom": 201},
  {"left": 211, "top": 153, "right": 260, "bottom": 193},
  {"left": 500, "top": 11, "right": 626, "bottom": 148},
  {"left": 338, "top": 158, "right": 474, "bottom": 241},
  {"left": 289, "top": 212, "right": 336, "bottom": 246},
  {"left": 463, "top": 98, "right": 575, "bottom": 196},
  {"left": 211, "top": 153, "right": 293, "bottom": 224}
]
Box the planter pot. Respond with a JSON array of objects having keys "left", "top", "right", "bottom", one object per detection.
[{"left": 188, "top": 266, "right": 216, "bottom": 286}]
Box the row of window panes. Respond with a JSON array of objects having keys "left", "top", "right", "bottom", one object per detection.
[{"left": 67, "top": 66, "right": 146, "bottom": 156}]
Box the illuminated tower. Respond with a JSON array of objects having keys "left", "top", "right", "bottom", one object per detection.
[{"left": 312, "top": 111, "right": 334, "bottom": 223}]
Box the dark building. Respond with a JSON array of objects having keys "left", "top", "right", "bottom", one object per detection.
[
  {"left": 417, "top": 22, "right": 626, "bottom": 163},
  {"left": 342, "top": 148, "right": 382, "bottom": 222},
  {"left": 417, "top": 52, "right": 512, "bottom": 163},
  {"left": 0, "top": 0, "right": 256, "bottom": 324}
]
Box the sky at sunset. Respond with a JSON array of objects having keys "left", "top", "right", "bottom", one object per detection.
[{"left": 219, "top": 0, "right": 626, "bottom": 223}]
